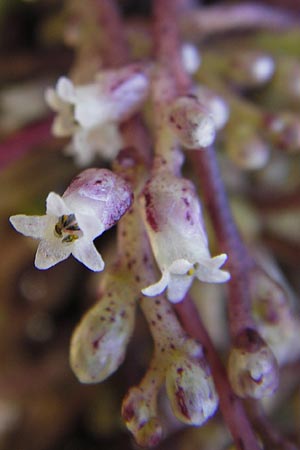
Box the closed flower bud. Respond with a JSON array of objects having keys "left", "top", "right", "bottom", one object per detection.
[
  {"left": 226, "top": 125, "right": 270, "bottom": 170},
  {"left": 194, "top": 85, "right": 229, "bottom": 130},
  {"left": 228, "top": 329, "right": 279, "bottom": 399},
  {"left": 264, "top": 112, "right": 300, "bottom": 153},
  {"left": 165, "top": 354, "right": 218, "bottom": 425},
  {"left": 70, "top": 275, "right": 136, "bottom": 383},
  {"left": 168, "top": 95, "right": 216, "bottom": 149},
  {"left": 122, "top": 387, "right": 163, "bottom": 448},
  {"left": 228, "top": 51, "right": 275, "bottom": 87}
]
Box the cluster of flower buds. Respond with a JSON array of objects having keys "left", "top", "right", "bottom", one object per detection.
[
  {"left": 46, "top": 64, "right": 150, "bottom": 165},
  {"left": 10, "top": 168, "right": 133, "bottom": 270}
]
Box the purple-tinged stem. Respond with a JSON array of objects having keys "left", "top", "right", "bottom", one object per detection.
[
  {"left": 0, "top": 116, "right": 53, "bottom": 170},
  {"left": 191, "top": 147, "right": 256, "bottom": 337},
  {"left": 175, "top": 296, "right": 261, "bottom": 450}
]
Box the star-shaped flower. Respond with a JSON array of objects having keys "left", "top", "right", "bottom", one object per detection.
[
  {"left": 141, "top": 171, "right": 230, "bottom": 303},
  {"left": 10, "top": 168, "right": 133, "bottom": 271},
  {"left": 10, "top": 192, "right": 105, "bottom": 271}
]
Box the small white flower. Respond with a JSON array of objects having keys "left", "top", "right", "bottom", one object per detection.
[
  {"left": 141, "top": 172, "right": 230, "bottom": 303},
  {"left": 10, "top": 169, "right": 133, "bottom": 271},
  {"left": 46, "top": 64, "right": 149, "bottom": 165},
  {"left": 10, "top": 192, "right": 105, "bottom": 271}
]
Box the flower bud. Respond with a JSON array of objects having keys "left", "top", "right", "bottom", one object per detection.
[
  {"left": 228, "top": 328, "right": 279, "bottom": 399},
  {"left": 228, "top": 51, "right": 275, "bottom": 88},
  {"left": 264, "top": 112, "right": 300, "bottom": 153},
  {"left": 194, "top": 85, "right": 229, "bottom": 130},
  {"left": 122, "top": 387, "right": 163, "bottom": 448},
  {"left": 165, "top": 353, "right": 218, "bottom": 425},
  {"left": 181, "top": 43, "right": 201, "bottom": 75},
  {"left": 226, "top": 125, "right": 270, "bottom": 170},
  {"left": 63, "top": 168, "right": 133, "bottom": 230},
  {"left": 70, "top": 275, "right": 136, "bottom": 383},
  {"left": 168, "top": 95, "right": 216, "bottom": 149}
]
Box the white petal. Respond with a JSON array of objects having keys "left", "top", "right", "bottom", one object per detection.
[
  {"left": 72, "top": 238, "right": 104, "bottom": 271},
  {"left": 167, "top": 274, "right": 193, "bottom": 303},
  {"left": 142, "top": 271, "right": 170, "bottom": 297},
  {"left": 56, "top": 77, "right": 76, "bottom": 103},
  {"left": 46, "top": 192, "right": 71, "bottom": 217},
  {"left": 9, "top": 215, "right": 49, "bottom": 239},
  {"left": 195, "top": 254, "right": 230, "bottom": 283},
  {"left": 35, "top": 239, "right": 71, "bottom": 270},
  {"left": 169, "top": 259, "right": 194, "bottom": 275},
  {"left": 75, "top": 212, "right": 105, "bottom": 240},
  {"left": 74, "top": 100, "right": 108, "bottom": 129},
  {"left": 45, "top": 88, "right": 63, "bottom": 111}
]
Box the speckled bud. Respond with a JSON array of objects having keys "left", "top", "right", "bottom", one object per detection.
[
  {"left": 194, "top": 85, "right": 229, "bottom": 130},
  {"left": 63, "top": 168, "right": 133, "bottom": 230},
  {"left": 168, "top": 95, "right": 216, "bottom": 149},
  {"left": 122, "top": 387, "right": 163, "bottom": 448},
  {"left": 228, "top": 328, "right": 279, "bottom": 399},
  {"left": 70, "top": 275, "right": 136, "bottom": 383},
  {"left": 165, "top": 352, "right": 218, "bottom": 425}
]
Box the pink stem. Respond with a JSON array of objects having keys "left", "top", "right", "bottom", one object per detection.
[{"left": 0, "top": 116, "right": 53, "bottom": 170}]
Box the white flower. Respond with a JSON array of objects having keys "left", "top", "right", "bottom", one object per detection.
[
  {"left": 141, "top": 172, "right": 230, "bottom": 303},
  {"left": 10, "top": 169, "right": 133, "bottom": 271},
  {"left": 10, "top": 192, "right": 105, "bottom": 271},
  {"left": 46, "top": 65, "right": 149, "bottom": 165}
]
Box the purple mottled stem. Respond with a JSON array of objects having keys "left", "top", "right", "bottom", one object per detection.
[{"left": 175, "top": 296, "right": 261, "bottom": 450}]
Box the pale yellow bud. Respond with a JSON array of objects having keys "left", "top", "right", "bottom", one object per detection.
[
  {"left": 165, "top": 354, "right": 218, "bottom": 425},
  {"left": 122, "top": 387, "right": 162, "bottom": 448},
  {"left": 70, "top": 279, "right": 135, "bottom": 383},
  {"left": 228, "top": 329, "right": 279, "bottom": 399}
]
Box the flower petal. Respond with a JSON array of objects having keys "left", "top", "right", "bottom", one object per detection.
[
  {"left": 72, "top": 238, "right": 104, "bottom": 271},
  {"left": 46, "top": 192, "right": 71, "bottom": 217},
  {"left": 167, "top": 274, "right": 194, "bottom": 303},
  {"left": 9, "top": 215, "right": 49, "bottom": 239},
  {"left": 35, "top": 238, "right": 71, "bottom": 270},
  {"left": 142, "top": 271, "right": 170, "bottom": 297},
  {"left": 75, "top": 212, "right": 105, "bottom": 240},
  {"left": 56, "top": 77, "right": 76, "bottom": 103},
  {"left": 195, "top": 254, "right": 230, "bottom": 283}
]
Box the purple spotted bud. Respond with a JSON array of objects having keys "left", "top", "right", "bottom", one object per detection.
[
  {"left": 122, "top": 387, "right": 163, "bottom": 448},
  {"left": 70, "top": 274, "right": 136, "bottom": 383},
  {"left": 228, "top": 328, "right": 279, "bottom": 399},
  {"left": 168, "top": 95, "right": 216, "bottom": 149},
  {"left": 165, "top": 350, "right": 218, "bottom": 425}
]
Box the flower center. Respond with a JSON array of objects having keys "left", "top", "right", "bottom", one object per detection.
[
  {"left": 187, "top": 263, "right": 199, "bottom": 276},
  {"left": 54, "top": 214, "right": 82, "bottom": 243}
]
